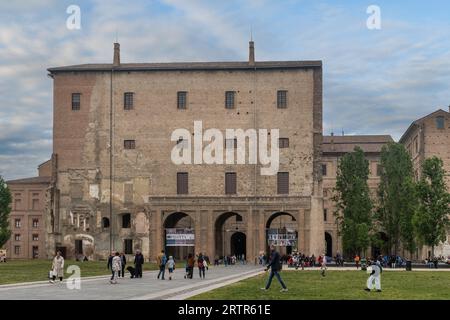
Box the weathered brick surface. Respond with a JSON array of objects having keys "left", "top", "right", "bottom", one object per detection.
[{"left": 47, "top": 55, "right": 324, "bottom": 261}]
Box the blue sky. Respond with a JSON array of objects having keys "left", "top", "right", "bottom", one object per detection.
[{"left": 1, "top": 0, "right": 450, "bottom": 180}]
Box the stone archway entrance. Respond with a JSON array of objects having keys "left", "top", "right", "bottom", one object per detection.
[
  {"left": 163, "top": 212, "right": 195, "bottom": 261},
  {"left": 325, "top": 232, "right": 332, "bottom": 257},
  {"left": 266, "top": 212, "right": 298, "bottom": 256},
  {"left": 372, "top": 232, "right": 388, "bottom": 258},
  {"left": 215, "top": 212, "right": 246, "bottom": 260},
  {"left": 230, "top": 232, "right": 246, "bottom": 257}
]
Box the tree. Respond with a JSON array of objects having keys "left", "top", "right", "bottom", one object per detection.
[
  {"left": 414, "top": 157, "right": 450, "bottom": 257},
  {"left": 377, "top": 143, "right": 417, "bottom": 256},
  {"left": 0, "top": 176, "right": 12, "bottom": 248},
  {"left": 333, "top": 146, "right": 373, "bottom": 257}
]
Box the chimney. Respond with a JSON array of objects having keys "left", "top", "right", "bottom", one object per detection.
[
  {"left": 248, "top": 41, "right": 255, "bottom": 66},
  {"left": 113, "top": 42, "right": 120, "bottom": 67}
]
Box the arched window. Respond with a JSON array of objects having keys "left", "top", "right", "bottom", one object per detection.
[{"left": 102, "top": 217, "right": 110, "bottom": 228}]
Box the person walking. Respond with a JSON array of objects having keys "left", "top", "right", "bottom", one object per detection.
[
  {"left": 365, "top": 260, "right": 382, "bottom": 292},
  {"left": 119, "top": 252, "right": 126, "bottom": 278},
  {"left": 157, "top": 250, "right": 167, "bottom": 280},
  {"left": 110, "top": 252, "right": 122, "bottom": 284},
  {"left": 186, "top": 253, "right": 195, "bottom": 279},
  {"left": 134, "top": 250, "right": 144, "bottom": 278},
  {"left": 50, "top": 251, "right": 65, "bottom": 283},
  {"left": 261, "top": 245, "right": 288, "bottom": 292},
  {"left": 198, "top": 253, "right": 206, "bottom": 279},
  {"left": 166, "top": 256, "right": 175, "bottom": 280},
  {"left": 107, "top": 252, "right": 114, "bottom": 281},
  {"left": 355, "top": 254, "right": 360, "bottom": 270}
]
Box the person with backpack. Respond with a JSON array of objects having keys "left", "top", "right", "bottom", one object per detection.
[
  {"left": 198, "top": 253, "right": 206, "bottom": 279},
  {"left": 261, "top": 245, "right": 288, "bottom": 292},
  {"left": 157, "top": 250, "right": 167, "bottom": 280},
  {"left": 166, "top": 255, "right": 175, "bottom": 280}
]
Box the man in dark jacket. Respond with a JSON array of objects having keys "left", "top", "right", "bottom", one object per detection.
[
  {"left": 119, "top": 252, "right": 127, "bottom": 278},
  {"left": 261, "top": 245, "right": 288, "bottom": 292},
  {"left": 134, "top": 250, "right": 144, "bottom": 278},
  {"left": 107, "top": 253, "right": 114, "bottom": 280}
]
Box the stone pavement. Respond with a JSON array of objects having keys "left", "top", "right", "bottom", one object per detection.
[{"left": 0, "top": 264, "right": 264, "bottom": 300}]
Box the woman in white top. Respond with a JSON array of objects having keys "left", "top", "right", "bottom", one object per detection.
[{"left": 110, "top": 252, "right": 122, "bottom": 284}]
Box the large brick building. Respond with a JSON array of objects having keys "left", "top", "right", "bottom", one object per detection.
[
  {"left": 399, "top": 108, "right": 450, "bottom": 258},
  {"left": 44, "top": 42, "right": 324, "bottom": 261},
  {"left": 321, "top": 135, "right": 393, "bottom": 257},
  {"left": 4, "top": 161, "right": 51, "bottom": 259}
]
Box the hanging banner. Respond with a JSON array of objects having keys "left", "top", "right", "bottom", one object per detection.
[
  {"left": 165, "top": 228, "right": 195, "bottom": 246},
  {"left": 267, "top": 228, "right": 297, "bottom": 246}
]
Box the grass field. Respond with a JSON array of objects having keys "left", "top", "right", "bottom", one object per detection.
[
  {"left": 190, "top": 270, "right": 450, "bottom": 300},
  {"left": 0, "top": 259, "right": 160, "bottom": 285}
]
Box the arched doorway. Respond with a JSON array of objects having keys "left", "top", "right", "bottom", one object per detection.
[
  {"left": 230, "top": 232, "right": 246, "bottom": 256},
  {"left": 164, "top": 212, "right": 194, "bottom": 261},
  {"left": 325, "top": 232, "right": 332, "bottom": 257},
  {"left": 266, "top": 212, "right": 298, "bottom": 256},
  {"left": 215, "top": 212, "right": 246, "bottom": 260}
]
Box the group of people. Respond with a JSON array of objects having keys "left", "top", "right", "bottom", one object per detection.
[
  {"left": 107, "top": 249, "right": 145, "bottom": 284},
  {"left": 213, "top": 254, "right": 245, "bottom": 266}
]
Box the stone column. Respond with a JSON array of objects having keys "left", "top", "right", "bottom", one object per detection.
[
  {"left": 206, "top": 210, "right": 215, "bottom": 260},
  {"left": 246, "top": 208, "right": 254, "bottom": 263},
  {"left": 152, "top": 208, "right": 163, "bottom": 262},
  {"left": 194, "top": 211, "right": 201, "bottom": 255},
  {"left": 258, "top": 210, "right": 266, "bottom": 255},
  {"left": 298, "top": 208, "right": 305, "bottom": 253},
  {"left": 309, "top": 196, "right": 324, "bottom": 256}
]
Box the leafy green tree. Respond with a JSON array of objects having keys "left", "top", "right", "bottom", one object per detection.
[
  {"left": 414, "top": 157, "right": 450, "bottom": 257},
  {"left": 0, "top": 176, "right": 12, "bottom": 248},
  {"left": 333, "top": 146, "right": 373, "bottom": 257},
  {"left": 377, "top": 143, "right": 417, "bottom": 255}
]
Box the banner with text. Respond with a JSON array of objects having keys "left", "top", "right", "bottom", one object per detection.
[
  {"left": 165, "top": 228, "right": 195, "bottom": 246},
  {"left": 267, "top": 228, "right": 297, "bottom": 247}
]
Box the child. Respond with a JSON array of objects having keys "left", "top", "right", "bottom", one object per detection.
[{"left": 166, "top": 256, "right": 175, "bottom": 280}]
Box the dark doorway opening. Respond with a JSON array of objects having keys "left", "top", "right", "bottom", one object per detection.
[
  {"left": 75, "top": 240, "right": 83, "bottom": 255},
  {"left": 325, "top": 232, "right": 332, "bottom": 257},
  {"left": 230, "top": 232, "right": 246, "bottom": 257},
  {"left": 372, "top": 232, "right": 388, "bottom": 258}
]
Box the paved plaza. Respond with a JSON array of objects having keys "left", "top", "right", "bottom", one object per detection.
[{"left": 0, "top": 265, "right": 263, "bottom": 300}]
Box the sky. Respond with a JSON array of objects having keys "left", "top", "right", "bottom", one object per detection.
[{"left": 1, "top": 0, "right": 449, "bottom": 180}]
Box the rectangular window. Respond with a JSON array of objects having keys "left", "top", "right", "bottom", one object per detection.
[
  {"left": 33, "top": 234, "right": 39, "bottom": 241},
  {"left": 177, "top": 91, "right": 187, "bottom": 109},
  {"left": 122, "top": 214, "right": 131, "bottom": 229},
  {"left": 321, "top": 164, "right": 327, "bottom": 176},
  {"left": 124, "top": 92, "right": 134, "bottom": 110},
  {"left": 72, "top": 93, "right": 81, "bottom": 110},
  {"left": 15, "top": 234, "right": 21, "bottom": 241},
  {"left": 277, "top": 90, "right": 287, "bottom": 108},
  {"left": 436, "top": 116, "right": 445, "bottom": 129},
  {"left": 15, "top": 219, "right": 21, "bottom": 228},
  {"left": 124, "top": 140, "right": 136, "bottom": 149},
  {"left": 32, "top": 199, "right": 39, "bottom": 210},
  {"left": 277, "top": 172, "right": 289, "bottom": 194},
  {"left": 177, "top": 172, "right": 188, "bottom": 194},
  {"left": 225, "top": 91, "right": 235, "bottom": 109},
  {"left": 279, "top": 138, "right": 289, "bottom": 148},
  {"left": 32, "top": 219, "right": 39, "bottom": 228},
  {"left": 14, "top": 246, "right": 20, "bottom": 255},
  {"left": 32, "top": 246, "right": 39, "bottom": 259},
  {"left": 225, "top": 173, "right": 237, "bottom": 195},
  {"left": 324, "top": 209, "right": 327, "bottom": 221},
  {"left": 14, "top": 199, "right": 21, "bottom": 210},
  {"left": 124, "top": 239, "right": 133, "bottom": 254}
]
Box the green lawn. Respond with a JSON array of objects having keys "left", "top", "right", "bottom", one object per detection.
[
  {"left": 191, "top": 270, "right": 450, "bottom": 300},
  {"left": 0, "top": 259, "right": 160, "bottom": 285}
]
